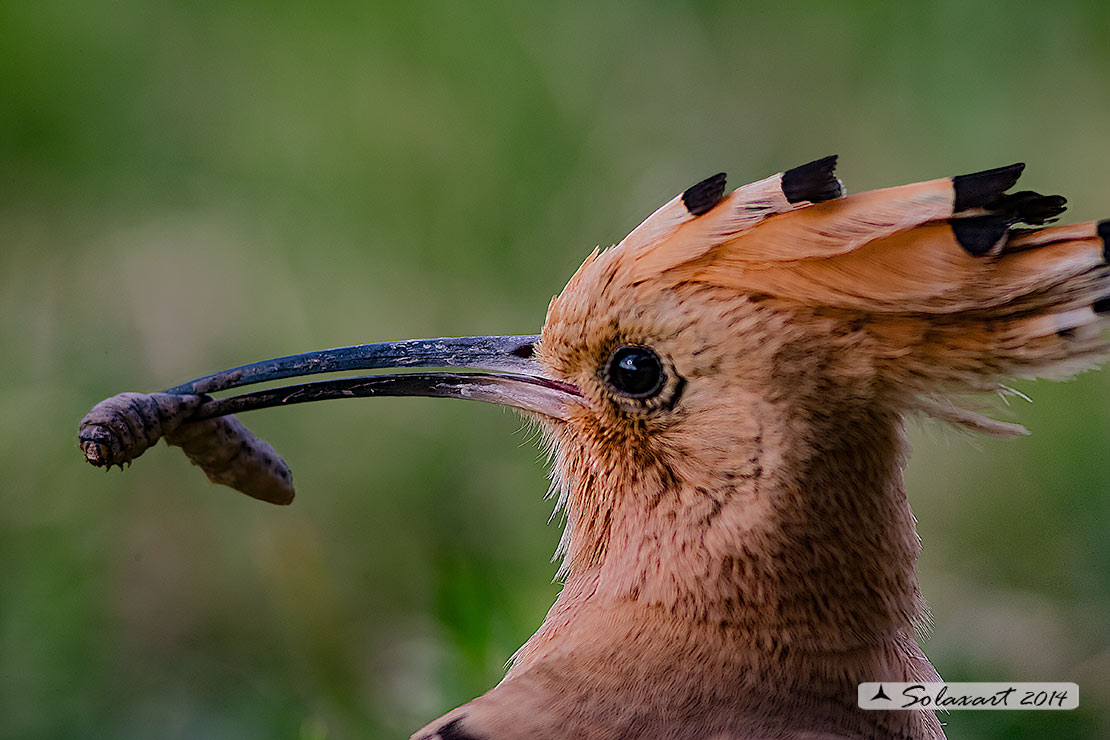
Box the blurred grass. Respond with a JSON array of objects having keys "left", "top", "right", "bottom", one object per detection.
[{"left": 2, "top": 1, "right": 1108, "bottom": 738}]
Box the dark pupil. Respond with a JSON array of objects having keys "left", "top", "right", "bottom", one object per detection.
[{"left": 609, "top": 346, "right": 663, "bottom": 397}]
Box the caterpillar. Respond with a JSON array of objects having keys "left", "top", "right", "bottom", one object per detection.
[{"left": 78, "top": 392, "right": 294, "bottom": 505}]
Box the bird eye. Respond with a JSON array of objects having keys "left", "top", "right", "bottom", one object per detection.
[{"left": 605, "top": 346, "right": 665, "bottom": 398}]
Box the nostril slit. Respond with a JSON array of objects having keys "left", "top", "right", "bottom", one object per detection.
[{"left": 511, "top": 342, "right": 535, "bottom": 359}]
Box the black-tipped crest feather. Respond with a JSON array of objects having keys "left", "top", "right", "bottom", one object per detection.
[
  {"left": 782, "top": 155, "right": 842, "bottom": 204},
  {"left": 950, "top": 215, "right": 1012, "bottom": 256},
  {"left": 682, "top": 172, "right": 728, "bottom": 216},
  {"left": 953, "top": 163, "right": 1025, "bottom": 211},
  {"left": 988, "top": 191, "right": 1067, "bottom": 225}
]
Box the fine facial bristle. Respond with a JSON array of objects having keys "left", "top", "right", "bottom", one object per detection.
[
  {"left": 782, "top": 155, "right": 842, "bottom": 204},
  {"left": 950, "top": 215, "right": 1012, "bottom": 256},
  {"left": 953, "top": 163, "right": 1025, "bottom": 211},
  {"left": 1099, "top": 220, "right": 1110, "bottom": 262},
  {"left": 989, "top": 191, "right": 1068, "bottom": 225},
  {"left": 682, "top": 172, "right": 728, "bottom": 216}
]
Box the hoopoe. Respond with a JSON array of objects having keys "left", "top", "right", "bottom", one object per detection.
[{"left": 81, "top": 157, "right": 1107, "bottom": 739}]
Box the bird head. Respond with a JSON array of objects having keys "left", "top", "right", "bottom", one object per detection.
[{"left": 92, "top": 155, "right": 1105, "bottom": 647}]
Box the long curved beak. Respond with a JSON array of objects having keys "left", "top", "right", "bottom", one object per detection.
[{"left": 164, "top": 334, "right": 581, "bottom": 422}]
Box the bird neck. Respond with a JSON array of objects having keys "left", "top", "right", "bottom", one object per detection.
[{"left": 531, "top": 407, "right": 928, "bottom": 674}]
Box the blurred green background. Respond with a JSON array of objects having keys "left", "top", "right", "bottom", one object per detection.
[{"left": 2, "top": 1, "right": 1108, "bottom": 738}]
